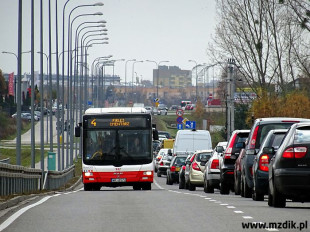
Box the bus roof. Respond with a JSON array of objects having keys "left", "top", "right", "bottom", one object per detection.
[{"left": 85, "top": 107, "right": 147, "bottom": 115}]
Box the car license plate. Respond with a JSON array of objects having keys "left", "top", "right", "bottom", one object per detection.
[
  {"left": 176, "top": 167, "right": 180, "bottom": 171},
  {"left": 111, "top": 178, "right": 126, "bottom": 182}
]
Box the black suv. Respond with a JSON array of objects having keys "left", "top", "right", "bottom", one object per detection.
[{"left": 219, "top": 130, "right": 249, "bottom": 194}]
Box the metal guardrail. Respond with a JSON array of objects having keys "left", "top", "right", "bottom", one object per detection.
[
  {"left": 0, "top": 162, "right": 76, "bottom": 196},
  {"left": 0, "top": 158, "right": 10, "bottom": 164},
  {"left": 45, "top": 165, "right": 75, "bottom": 190}
]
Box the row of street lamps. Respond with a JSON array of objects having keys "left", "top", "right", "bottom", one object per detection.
[{"left": 2, "top": 1, "right": 107, "bottom": 173}]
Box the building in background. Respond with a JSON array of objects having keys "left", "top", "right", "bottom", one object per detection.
[{"left": 152, "top": 66, "right": 191, "bottom": 88}]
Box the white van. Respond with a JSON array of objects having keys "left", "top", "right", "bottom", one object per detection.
[{"left": 173, "top": 129, "right": 212, "bottom": 156}]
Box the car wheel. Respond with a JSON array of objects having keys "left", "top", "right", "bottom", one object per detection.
[
  {"left": 268, "top": 188, "right": 273, "bottom": 207},
  {"left": 188, "top": 181, "right": 196, "bottom": 191},
  {"left": 179, "top": 177, "right": 185, "bottom": 189},
  {"left": 240, "top": 176, "right": 244, "bottom": 197},
  {"left": 204, "top": 179, "right": 214, "bottom": 193},
  {"left": 243, "top": 175, "right": 252, "bottom": 198},
  {"left": 157, "top": 171, "right": 161, "bottom": 177},
  {"left": 273, "top": 184, "right": 286, "bottom": 208},
  {"left": 234, "top": 172, "right": 241, "bottom": 195},
  {"left": 166, "top": 175, "right": 173, "bottom": 185},
  {"left": 220, "top": 182, "right": 230, "bottom": 195}
]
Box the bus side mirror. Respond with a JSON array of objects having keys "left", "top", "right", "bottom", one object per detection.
[
  {"left": 75, "top": 125, "right": 80, "bottom": 137},
  {"left": 153, "top": 129, "right": 159, "bottom": 141}
]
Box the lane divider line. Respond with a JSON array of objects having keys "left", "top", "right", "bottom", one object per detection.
[
  {"left": 234, "top": 210, "right": 244, "bottom": 214},
  {"left": 227, "top": 206, "right": 236, "bottom": 208},
  {"left": 242, "top": 216, "right": 253, "bottom": 219}
]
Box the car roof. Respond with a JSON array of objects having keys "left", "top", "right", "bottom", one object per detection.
[{"left": 255, "top": 117, "right": 310, "bottom": 124}]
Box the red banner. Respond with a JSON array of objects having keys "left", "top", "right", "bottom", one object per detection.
[{"left": 8, "top": 72, "right": 14, "bottom": 96}]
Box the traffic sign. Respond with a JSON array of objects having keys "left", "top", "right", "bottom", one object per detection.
[
  {"left": 185, "top": 121, "right": 196, "bottom": 129},
  {"left": 177, "top": 124, "right": 183, "bottom": 130},
  {"left": 182, "top": 118, "right": 189, "bottom": 124},
  {"left": 176, "top": 109, "right": 184, "bottom": 116},
  {"left": 155, "top": 102, "right": 159, "bottom": 107},
  {"left": 176, "top": 116, "right": 183, "bottom": 124}
]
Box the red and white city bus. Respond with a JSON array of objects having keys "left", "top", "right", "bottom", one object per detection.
[{"left": 75, "top": 107, "right": 158, "bottom": 191}]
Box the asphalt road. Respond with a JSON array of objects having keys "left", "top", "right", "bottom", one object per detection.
[{"left": 1, "top": 175, "right": 309, "bottom": 232}]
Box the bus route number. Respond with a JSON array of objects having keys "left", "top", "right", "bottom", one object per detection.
[{"left": 91, "top": 119, "right": 97, "bottom": 127}]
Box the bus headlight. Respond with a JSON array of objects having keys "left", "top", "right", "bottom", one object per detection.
[
  {"left": 84, "top": 172, "right": 93, "bottom": 177},
  {"left": 143, "top": 171, "right": 152, "bottom": 176}
]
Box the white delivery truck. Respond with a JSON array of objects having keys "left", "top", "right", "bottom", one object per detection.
[{"left": 173, "top": 129, "right": 212, "bottom": 156}]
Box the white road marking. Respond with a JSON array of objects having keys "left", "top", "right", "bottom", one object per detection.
[
  {"left": 0, "top": 196, "right": 53, "bottom": 232},
  {"left": 209, "top": 199, "right": 216, "bottom": 202},
  {"left": 266, "top": 229, "right": 279, "bottom": 232},
  {"left": 204, "top": 198, "right": 212, "bottom": 200},
  {"left": 234, "top": 210, "right": 244, "bottom": 214},
  {"left": 242, "top": 216, "right": 253, "bottom": 219},
  {"left": 153, "top": 180, "right": 165, "bottom": 190},
  {"left": 227, "top": 206, "right": 236, "bottom": 208},
  {"left": 220, "top": 204, "right": 228, "bottom": 206}
]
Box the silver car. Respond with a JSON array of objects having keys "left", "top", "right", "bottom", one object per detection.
[{"left": 203, "top": 141, "right": 227, "bottom": 193}]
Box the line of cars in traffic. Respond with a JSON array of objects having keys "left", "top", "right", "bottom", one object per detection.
[{"left": 156, "top": 117, "right": 310, "bottom": 208}]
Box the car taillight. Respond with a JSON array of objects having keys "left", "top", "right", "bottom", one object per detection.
[
  {"left": 259, "top": 154, "right": 269, "bottom": 172},
  {"left": 192, "top": 162, "right": 201, "bottom": 171},
  {"left": 211, "top": 159, "right": 219, "bottom": 169},
  {"left": 283, "top": 147, "right": 307, "bottom": 158},
  {"left": 224, "top": 133, "right": 237, "bottom": 159},
  {"left": 159, "top": 161, "right": 164, "bottom": 166},
  {"left": 170, "top": 166, "right": 176, "bottom": 172},
  {"left": 250, "top": 125, "right": 259, "bottom": 149},
  {"left": 182, "top": 166, "right": 186, "bottom": 170}
]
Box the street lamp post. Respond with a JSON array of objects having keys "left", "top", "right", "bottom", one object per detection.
[
  {"left": 131, "top": 61, "right": 143, "bottom": 101},
  {"left": 189, "top": 60, "right": 198, "bottom": 101},
  {"left": 124, "top": 59, "right": 136, "bottom": 101}
]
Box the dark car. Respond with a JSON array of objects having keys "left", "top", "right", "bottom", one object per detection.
[
  {"left": 158, "top": 131, "right": 172, "bottom": 139},
  {"left": 166, "top": 155, "right": 187, "bottom": 185},
  {"left": 236, "top": 117, "right": 310, "bottom": 198},
  {"left": 178, "top": 153, "right": 193, "bottom": 189},
  {"left": 268, "top": 123, "right": 310, "bottom": 208},
  {"left": 252, "top": 129, "right": 287, "bottom": 201},
  {"left": 219, "top": 130, "right": 249, "bottom": 194}
]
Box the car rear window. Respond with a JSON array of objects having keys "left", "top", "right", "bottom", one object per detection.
[
  {"left": 174, "top": 157, "right": 186, "bottom": 166},
  {"left": 267, "top": 133, "right": 286, "bottom": 149},
  {"left": 294, "top": 127, "right": 310, "bottom": 144},
  {"left": 256, "top": 123, "right": 293, "bottom": 149},
  {"left": 234, "top": 133, "right": 248, "bottom": 147},
  {"left": 196, "top": 152, "right": 212, "bottom": 162}
]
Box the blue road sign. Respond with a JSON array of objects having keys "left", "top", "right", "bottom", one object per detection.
[
  {"left": 185, "top": 121, "right": 196, "bottom": 129},
  {"left": 176, "top": 116, "right": 183, "bottom": 124},
  {"left": 177, "top": 124, "right": 183, "bottom": 130}
]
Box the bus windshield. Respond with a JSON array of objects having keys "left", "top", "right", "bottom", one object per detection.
[{"left": 84, "top": 129, "right": 152, "bottom": 166}]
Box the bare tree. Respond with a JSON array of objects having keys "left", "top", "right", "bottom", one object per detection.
[
  {"left": 280, "top": 0, "right": 310, "bottom": 32},
  {"left": 208, "top": 0, "right": 307, "bottom": 95}
]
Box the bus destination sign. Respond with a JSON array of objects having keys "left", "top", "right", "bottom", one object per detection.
[{"left": 87, "top": 117, "right": 147, "bottom": 128}]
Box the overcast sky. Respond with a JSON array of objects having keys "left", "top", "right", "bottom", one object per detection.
[{"left": 0, "top": 0, "right": 218, "bottom": 83}]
